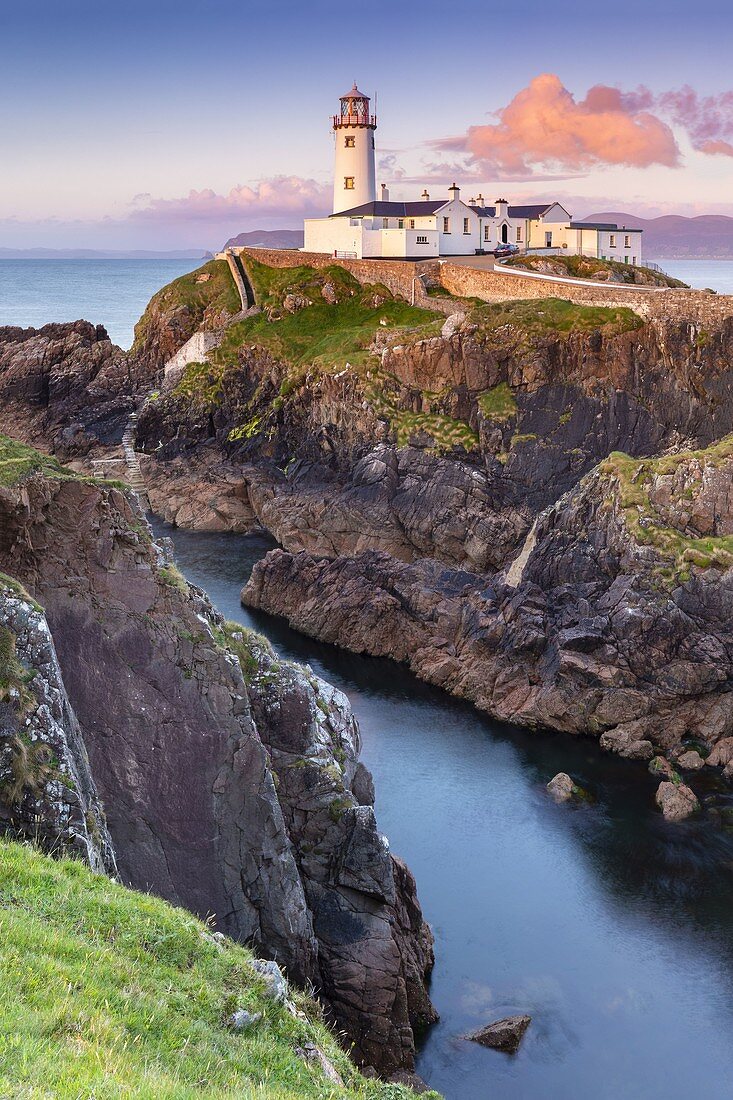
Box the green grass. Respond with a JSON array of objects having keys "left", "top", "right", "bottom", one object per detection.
[
  {"left": 600, "top": 436, "right": 733, "bottom": 575},
  {"left": 503, "top": 253, "right": 688, "bottom": 289},
  {"left": 477, "top": 382, "right": 518, "bottom": 423},
  {"left": 362, "top": 368, "right": 479, "bottom": 453},
  {"left": 132, "top": 260, "right": 241, "bottom": 353},
  {"left": 0, "top": 436, "right": 125, "bottom": 492},
  {"left": 0, "top": 437, "right": 69, "bottom": 487},
  {"left": 469, "top": 297, "right": 644, "bottom": 336},
  {"left": 0, "top": 840, "right": 438, "bottom": 1099}
]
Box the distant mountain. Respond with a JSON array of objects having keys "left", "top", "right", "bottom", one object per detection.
[
  {"left": 0, "top": 248, "right": 210, "bottom": 260},
  {"left": 223, "top": 229, "right": 304, "bottom": 250},
  {"left": 584, "top": 213, "right": 733, "bottom": 259}
]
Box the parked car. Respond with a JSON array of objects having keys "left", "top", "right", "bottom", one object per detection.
[{"left": 494, "top": 243, "right": 519, "bottom": 259}]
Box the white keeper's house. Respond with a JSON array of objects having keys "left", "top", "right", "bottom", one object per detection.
[{"left": 304, "top": 84, "right": 643, "bottom": 265}]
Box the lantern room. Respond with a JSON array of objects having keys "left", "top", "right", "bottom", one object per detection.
[{"left": 333, "top": 84, "right": 377, "bottom": 129}]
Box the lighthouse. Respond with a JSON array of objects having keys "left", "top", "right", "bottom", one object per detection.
[{"left": 332, "top": 83, "right": 377, "bottom": 214}]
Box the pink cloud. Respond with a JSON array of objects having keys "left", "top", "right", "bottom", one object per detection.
[
  {"left": 130, "top": 175, "right": 330, "bottom": 222},
  {"left": 658, "top": 85, "right": 733, "bottom": 156},
  {"left": 434, "top": 74, "right": 680, "bottom": 175}
]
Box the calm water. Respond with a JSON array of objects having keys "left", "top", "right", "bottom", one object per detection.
[
  {"left": 657, "top": 258, "right": 733, "bottom": 293},
  {"left": 0, "top": 259, "right": 202, "bottom": 348},
  {"left": 155, "top": 523, "right": 733, "bottom": 1100}
]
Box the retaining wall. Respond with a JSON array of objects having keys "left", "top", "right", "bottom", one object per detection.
[{"left": 236, "top": 247, "right": 733, "bottom": 326}]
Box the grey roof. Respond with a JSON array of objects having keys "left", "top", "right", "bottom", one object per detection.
[
  {"left": 330, "top": 200, "right": 446, "bottom": 218},
  {"left": 341, "top": 83, "right": 370, "bottom": 100},
  {"left": 470, "top": 203, "right": 570, "bottom": 219},
  {"left": 569, "top": 221, "right": 643, "bottom": 233}
]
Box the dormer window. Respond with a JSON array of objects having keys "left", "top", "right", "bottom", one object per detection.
[{"left": 344, "top": 177, "right": 355, "bottom": 190}]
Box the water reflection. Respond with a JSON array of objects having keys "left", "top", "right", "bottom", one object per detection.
[{"left": 153, "top": 520, "right": 733, "bottom": 1100}]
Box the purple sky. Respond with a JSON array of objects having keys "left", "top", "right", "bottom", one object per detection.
[{"left": 3, "top": 0, "right": 733, "bottom": 249}]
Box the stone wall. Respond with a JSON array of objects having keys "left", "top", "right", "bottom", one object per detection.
[{"left": 236, "top": 247, "right": 733, "bottom": 325}]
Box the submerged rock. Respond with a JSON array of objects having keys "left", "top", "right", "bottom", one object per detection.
[
  {"left": 656, "top": 780, "right": 700, "bottom": 822},
  {"left": 465, "top": 1014, "right": 531, "bottom": 1054}
]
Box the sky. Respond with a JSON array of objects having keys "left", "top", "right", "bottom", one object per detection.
[{"left": 3, "top": 0, "right": 733, "bottom": 250}]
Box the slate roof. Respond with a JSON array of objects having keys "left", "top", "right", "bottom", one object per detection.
[
  {"left": 568, "top": 221, "right": 643, "bottom": 232},
  {"left": 330, "top": 200, "right": 447, "bottom": 219}
]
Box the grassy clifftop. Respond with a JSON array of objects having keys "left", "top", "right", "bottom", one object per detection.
[
  {"left": 0, "top": 841, "right": 438, "bottom": 1099},
  {"left": 502, "top": 253, "right": 688, "bottom": 289}
]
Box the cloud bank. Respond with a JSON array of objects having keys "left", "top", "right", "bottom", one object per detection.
[
  {"left": 433, "top": 75, "right": 733, "bottom": 176},
  {"left": 130, "top": 175, "right": 330, "bottom": 223}
]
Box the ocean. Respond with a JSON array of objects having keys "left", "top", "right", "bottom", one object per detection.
[{"left": 0, "top": 258, "right": 202, "bottom": 349}]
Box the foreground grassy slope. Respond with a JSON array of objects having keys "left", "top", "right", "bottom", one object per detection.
[{"left": 0, "top": 841, "right": 437, "bottom": 1099}]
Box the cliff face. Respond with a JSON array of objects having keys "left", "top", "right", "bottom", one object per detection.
[
  {"left": 0, "top": 321, "right": 152, "bottom": 462},
  {"left": 0, "top": 577, "right": 115, "bottom": 872},
  {"left": 243, "top": 437, "right": 733, "bottom": 758},
  {"left": 134, "top": 281, "right": 733, "bottom": 577},
  {"left": 0, "top": 440, "right": 434, "bottom": 1076}
]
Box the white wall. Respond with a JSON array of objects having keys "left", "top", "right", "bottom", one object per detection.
[
  {"left": 332, "top": 125, "right": 376, "bottom": 214},
  {"left": 304, "top": 217, "right": 365, "bottom": 258},
  {"left": 437, "top": 198, "right": 481, "bottom": 255}
]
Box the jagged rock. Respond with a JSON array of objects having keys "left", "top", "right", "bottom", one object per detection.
[
  {"left": 649, "top": 756, "right": 678, "bottom": 780},
  {"left": 387, "top": 1070, "right": 431, "bottom": 1093},
  {"left": 707, "top": 737, "right": 733, "bottom": 768},
  {"left": 321, "top": 282, "right": 338, "bottom": 304},
  {"left": 677, "top": 750, "right": 705, "bottom": 771},
  {"left": 250, "top": 959, "right": 288, "bottom": 1003},
  {"left": 0, "top": 581, "right": 115, "bottom": 872},
  {"left": 227, "top": 1009, "right": 262, "bottom": 1031},
  {"left": 600, "top": 727, "right": 654, "bottom": 761},
  {"left": 546, "top": 773, "right": 576, "bottom": 802},
  {"left": 282, "top": 292, "right": 311, "bottom": 314},
  {"left": 0, "top": 461, "right": 434, "bottom": 1077},
  {"left": 465, "top": 1014, "right": 531, "bottom": 1054},
  {"left": 294, "top": 1042, "right": 344, "bottom": 1085},
  {"left": 656, "top": 781, "right": 700, "bottom": 822}
]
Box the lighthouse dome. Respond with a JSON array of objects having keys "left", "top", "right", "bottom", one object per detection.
[{"left": 341, "top": 83, "right": 370, "bottom": 100}]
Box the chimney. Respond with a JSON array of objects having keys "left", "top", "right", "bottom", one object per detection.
[
  {"left": 381, "top": 183, "right": 390, "bottom": 201},
  {"left": 469, "top": 196, "right": 476, "bottom": 205},
  {"left": 477, "top": 192, "right": 484, "bottom": 205},
  {"left": 421, "top": 189, "right": 430, "bottom": 200},
  {"left": 495, "top": 197, "right": 508, "bottom": 218},
  {"left": 448, "top": 182, "right": 460, "bottom": 201}
]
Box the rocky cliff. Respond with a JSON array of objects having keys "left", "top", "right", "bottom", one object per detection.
[{"left": 0, "top": 436, "right": 434, "bottom": 1077}]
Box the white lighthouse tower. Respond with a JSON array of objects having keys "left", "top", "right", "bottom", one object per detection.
[{"left": 332, "top": 83, "right": 377, "bottom": 214}]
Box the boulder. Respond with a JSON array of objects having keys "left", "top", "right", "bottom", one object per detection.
[
  {"left": 282, "top": 292, "right": 311, "bottom": 314},
  {"left": 655, "top": 781, "right": 700, "bottom": 822},
  {"left": 677, "top": 750, "right": 705, "bottom": 771},
  {"left": 546, "top": 772, "right": 588, "bottom": 802},
  {"left": 250, "top": 959, "right": 288, "bottom": 1004},
  {"left": 707, "top": 738, "right": 733, "bottom": 768},
  {"left": 387, "top": 1070, "right": 432, "bottom": 1094},
  {"left": 227, "top": 1009, "right": 262, "bottom": 1031},
  {"left": 465, "top": 1014, "right": 531, "bottom": 1054},
  {"left": 649, "top": 756, "right": 677, "bottom": 780}
]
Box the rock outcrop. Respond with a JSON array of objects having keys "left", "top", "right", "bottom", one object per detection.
[
  {"left": 0, "top": 321, "right": 151, "bottom": 462},
  {"left": 0, "top": 440, "right": 434, "bottom": 1076},
  {"left": 242, "top": 437, "right": 733, "bottom": 765},
  {"left": 465, "top": 1014, "right": 532, "bottom": 1054},
  {"left": 0, "top": 577, "right": 115, "bottom": 872}
]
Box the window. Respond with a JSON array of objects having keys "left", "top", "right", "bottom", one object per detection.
[
  {"left": 609, "top": 234, "right": 616, "bottom": 247},
  {"left": 398, "top": 218, "right": 404, "bottom": 229},
  {"left": 632, "top": 256, "right": 637, "bottom": 265},
  {"left": 624, "top": 255, "right": 629, "bottom": 264},
  {"left": 545, "top": 231, "right": 552, "bottom": 247},
  {"left": 516, "top": 227, "right": 522, "bottom": 243},
  {"left": 345, "top": 136, "right": 355, "bottom": 148},
  {"left": 463, "top": 217, "right": 470, "bottom": 234},
  {"left": 344, "top": 177, "right": 355, "bottom": 190},
  {"left": 624, "top": 235, "right": 630, "bottom": 248},
  {"left": 410, "top": 219, "right": 415, "bottom": 229},
  {"left": 443, "top": 217, "right": 450, "bottom": 233},
  {"left": 484, "top": 225, "right": 490, "bottom": 241},
  {"left": 382, "top": 217, "right": 389, "bottom": 229},
  {"left": 416, "top": 235, "right": 429, "bottom": 244}
]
